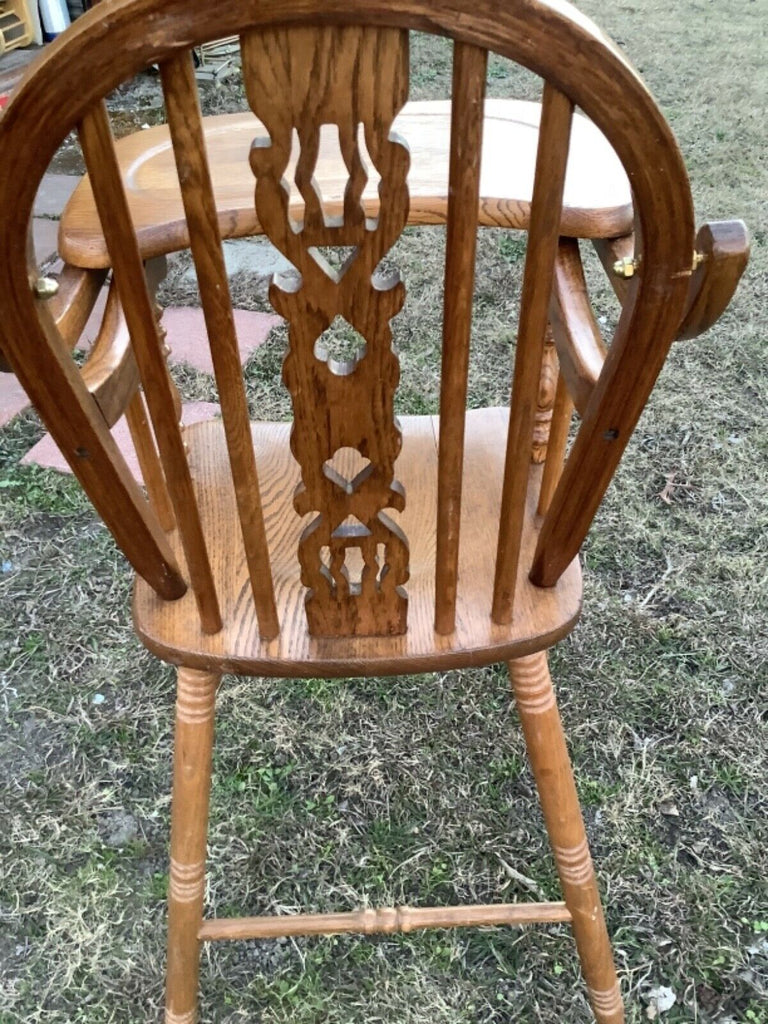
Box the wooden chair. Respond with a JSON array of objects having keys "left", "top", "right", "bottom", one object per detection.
[{"left": 0, "top": 2, "right": 748, "bottom": 1022}]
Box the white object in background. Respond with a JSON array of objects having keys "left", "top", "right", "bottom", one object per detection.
[
  {"left": 29, "top": 0, "right": 43, "bottom": 45},
  {"left": 38, "top": 0, "right": 70, "bottom": 36}
]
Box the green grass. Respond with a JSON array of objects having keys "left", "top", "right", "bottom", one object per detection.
[{"left": 2, "top": 1, "right": 768, "bottom": 1021}]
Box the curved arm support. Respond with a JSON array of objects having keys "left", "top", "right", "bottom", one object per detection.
[
  {"left": 553, "top": 221, "right": 749, "bottom": 415},
  {"left": 548, "top": 237, "right": 606, "bottom": 416},
  {"left": 80, "top": 257, "right": 167, "bottom": 426}
]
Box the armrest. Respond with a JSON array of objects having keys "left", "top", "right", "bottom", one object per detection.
[
  {"left": 548, "top": 237, "right": 606, "bottom": 415},
  {"left": 553, "top": 221, "right": 749, "bottom": 411},
  {"left": 676, "top": 220, "right": 749, "bottom": 340},
  {"left": 80, "top": 257, "right": 167, "bottom": 426}
]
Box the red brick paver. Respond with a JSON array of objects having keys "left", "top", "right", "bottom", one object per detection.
[
  {"left": 161, "top": 307, "right": 281, "bottom": 374},
  {"left": 21, "top": 401, "right": 221, "bottom": 484}
]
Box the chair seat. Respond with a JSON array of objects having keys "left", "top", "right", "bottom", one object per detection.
[
  {"left": 133, "top": 407, "right": 582, "bottom": 677},
  {"left": 60, "top": 99, "right": 633, "bottom": 269}
]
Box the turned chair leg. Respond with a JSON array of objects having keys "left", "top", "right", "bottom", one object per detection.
[
  {"left": 508, "top": 652, "right": 624, "bottom": 1024},
  {"left": 165, "top": 667, "right": 219, "bottom": 1024}
]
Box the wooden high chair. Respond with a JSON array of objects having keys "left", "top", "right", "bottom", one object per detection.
[{"left": 0, "top": 2, "right": 748, "bottom": 1022}]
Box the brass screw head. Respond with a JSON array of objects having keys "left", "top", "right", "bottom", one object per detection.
[
  {"left": 612, "top": 256, "right": 637, "bottom": 279},
  {"left": 33, "top": 276, "right": 60, "bottom": 300}
]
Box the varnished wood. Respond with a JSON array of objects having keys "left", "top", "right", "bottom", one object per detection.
[
  {"left": 1, "top": 264, "right": 106, "bottom": 373},
  {"left": 531, "top": 327, "right": 559, "bottom": 463},
  {"left": 78, "top": 102, "right": 222, "bottom": 634},
  {"left": 537, "top": 374, "right": 574, "bottom": 517},
  {"left": 493, "top": 84, "right": 574, "bottom": 624},
  {"left": 435, "top": 42, "right": 487, "bottom": 636},
  {"left": 0, "top": 5, "right": 747, "bottom": 1024},
  {"left": 59, "top": 101, "right": 632, "bottom": 269},
  {"left": 509, "top": 653, "right": 624, "bottom": 1023},
  {"left": 50, "top": 265, "right": 108, "bottom": 347},
  {"left": 550, "top": 237, "right": 607, "bottom": 414},
  {"left": 78, "top": 280, "right": 140, "bottom": 426},
  {"left": 0, "top": 0, "right": 701, "bottom": 609},
  {"left": 242, "top": 25, "right": 411, "bottom": 638},
  {"left": 134, "top": 410, "right": 582, "bottom": 677},
  {"left": 125, "top": 390, "right": 176, "bottom": 532},
  {"left": 677, "top": 220, "right": 749, "bottom": 340},
  {"left": 592, "top": 235, "right": 634, "bottom": 306},
  {"left": 161, "top": 52, "right": 279, "bottom": 639},
  {"left": 165, "top": 667, "right": 218, "bottom": 1024},
  {"left": 199, "top": 901, "right": 572, "bottom": 941}
]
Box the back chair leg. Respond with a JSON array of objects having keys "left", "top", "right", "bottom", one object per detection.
[
  {"left": 508, "top": 652, "right": 624, "bottom": 1024},
  {"left": 165, "top": 667, "right": 219, "bottom": 1024}
]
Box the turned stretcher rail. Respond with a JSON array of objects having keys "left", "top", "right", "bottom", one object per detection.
[{"left": 198, "top": 901, "right": 572, "bottom": 941}]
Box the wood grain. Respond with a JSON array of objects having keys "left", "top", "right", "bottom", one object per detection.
[
  {"left": 59, "top": 100, "right": 632, "bottom": 269},
  {"left": 133, "top": 410, "right": 582, "bottom": 677},
  {"left": 199, "top": 901, "right": 572, "bottom": 941},
  {"left": 537, "top": 373, "right": 573, "bottom": 518},
  {"left": 78, "top": 102, "right": 222, "bottom": 634},
  {"left": 242, "top": 25, "right": 411, "bottom": 638},
  {"left": 676, "top": 220, "right": 749, "bottom": 340},
  {"left": 161, "top": 51, "right": 279, "bottom": 639},
  {"left": 0, "top": 5, "right": 735, "bottom": 1023},
  {"left": 78, "top": 279, "right": 140, "bottom": 427},
  {"left": 492, "top": 83, "right": 573, "bottom": 624},
  {"left": 509, "top": 652, "right": 624, "bottom": 1022},
  {"left": 434, "top": 41, "right": 487, "bottom": 636},
  {"left": 165, "top": 667, "right": 218, "bottom": 1024},
  {"left": 50, "top": 265, "right": 108, "bottom": 347},
  {"left": 125, "top": 390, "right": 176, "bottom": 532},
  {"left": 549, "top": 236, "right": 607, "bottom": 414}
]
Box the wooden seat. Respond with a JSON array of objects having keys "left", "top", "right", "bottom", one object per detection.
[
  {"left": 59, "top": 98, "right": 633, "bottom": 268},
  {"left": 0, "top": 4, "right": 748, "bottom": 1024},
  {"left": 134, "top": 409, "right": 581, "bottom": 676}
]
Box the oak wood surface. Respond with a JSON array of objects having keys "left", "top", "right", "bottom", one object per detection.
[
  {"left": 165, "top": 667, "right": 218, "bottom": 1024},
  {"left": 58, "top": 100, "right": 633, "bottom": 269},
  {"left": 0, "top": 5, "right": 735, "bottom": 1023},
  {"left": 161, "top": 51, "right": 279, "bottom": 638},
  {"left": 78, "top": 279, "right": 140, "bottom": 427},
  {"left": 199, "top": 901, "right": 572, "bottom": 941},
  {"left": 549, "top": 237, "right": 607, "bottom": 414},
  {"left": 537, "top": 373, "right": 574, "bottom": 518},
  {"left": 133, "top": 409, "right": 582, "bottom": 676},
  {"left": 434, "top": 42, "right": 487, "bottom": 636},
  {"left": 676, "top": 220, "right": 749, "bottom": 340},
  {"left": 492, "top": 83, "right": 573, "bottom": 624},
  {"left": 125, "top": 390, "right": 176, "bottom": 532},
  {"left": 78, "top": 102, "right": 222, "bottom": 633},
  {"left": 242, "top": 24, "right": 412, "bottom": 639},
  {"left": 0, "top": 0, "right": 699, "bottom": 612},
  {"left": 509, "top": 652, "right": 624, "bottom": 1022}
]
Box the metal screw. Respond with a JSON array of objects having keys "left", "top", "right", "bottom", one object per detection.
[
  {"left": 612, "top": 256, "right": 638, "bottom": 279},
  {"left": 33, "top": 276, "right": 60, "bottom": 300}
]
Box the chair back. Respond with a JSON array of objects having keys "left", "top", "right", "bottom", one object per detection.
[{"left": 0, "top": 0, "right": 697, "bottom": 640}]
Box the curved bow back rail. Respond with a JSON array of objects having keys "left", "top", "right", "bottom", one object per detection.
[{"left": 0, "top": 0, "right": 699, "bottom": 637}]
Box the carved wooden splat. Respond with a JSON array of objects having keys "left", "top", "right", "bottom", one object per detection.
[{"left": 241, "top": 25, "right": 411, "bottom": 637}]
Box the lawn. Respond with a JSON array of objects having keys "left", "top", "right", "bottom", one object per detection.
[{"left": 1, "top": 1, "right": 766, "bottom": 1022}]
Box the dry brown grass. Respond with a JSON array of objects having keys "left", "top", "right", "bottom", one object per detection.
[{"left": 1, "top": 2, "right": 767, "bottom": 1021}]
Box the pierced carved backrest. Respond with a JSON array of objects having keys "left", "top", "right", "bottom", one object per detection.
[{"left": 242, "top": 26, "right": 411, "bottom": 637}]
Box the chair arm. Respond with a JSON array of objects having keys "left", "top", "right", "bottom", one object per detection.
[
  {"left": 79, "top": 257, "right": 167, "bottom": 426},
  {"left": 548, "top": 237, "right": 606, "bottom": 415},
  {"left": 0, "top": 264, "right": 108, "bottom": 373},
  {"left": 676, "top": 220, "right": 749, "bottom": 340},
  {"left": 552, "top": 221, "right": 749, "bottom": 412}
]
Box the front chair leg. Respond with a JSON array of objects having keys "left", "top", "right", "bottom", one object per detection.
[
  {"left": 165, "top": 667, "right": 219, "bottom": 1024},
  {"left": 508, "top": 652, "right": 624, "bottom": 1024}
]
